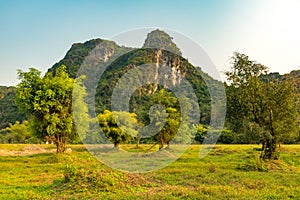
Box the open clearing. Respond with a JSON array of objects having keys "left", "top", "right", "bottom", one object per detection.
[{"left": 0, "top": 144, "right": 300, "bottom": 199}]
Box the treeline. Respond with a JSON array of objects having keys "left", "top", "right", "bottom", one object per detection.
[{"left": 1, "top": 53, "right": 299, "bottom": 149}]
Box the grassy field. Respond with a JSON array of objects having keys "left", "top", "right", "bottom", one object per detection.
[{"left": 0, "top": 144, "right": 300, "bottom": 199}]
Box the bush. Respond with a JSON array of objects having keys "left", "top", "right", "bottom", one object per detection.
[
  {"left": 64, "top": 164, "right": 78, "bottom": 182},
  {"left": 194, "top": 126, "right": 237, "bottom": 144},
  {"left": 218, "top": 129, "right": 236, "bottom": 144}
]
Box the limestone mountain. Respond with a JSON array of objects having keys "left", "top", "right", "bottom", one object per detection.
[{"left": 94, "top": 30, "right": 223, "bottom": 125}]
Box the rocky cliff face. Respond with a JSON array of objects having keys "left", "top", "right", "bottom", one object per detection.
[{"left": 144, "top": 29, "right": 185, "bottom": 90}]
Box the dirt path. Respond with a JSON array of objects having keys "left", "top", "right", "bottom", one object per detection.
[{"left": 0, "top": 145, "right": 55, "bottom": 156}]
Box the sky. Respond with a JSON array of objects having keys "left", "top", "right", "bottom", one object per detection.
[{"left": 1, "top": 0, "right": 300, "bottom": 85}]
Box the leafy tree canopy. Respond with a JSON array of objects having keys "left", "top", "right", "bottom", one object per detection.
[
  {"left": 225, "top": 52, "right": 299, "bottom": 159},
  {"left": 16, "top": 65, "right": 88, "bottom": 153}
]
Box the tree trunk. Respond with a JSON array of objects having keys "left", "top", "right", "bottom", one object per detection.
[
  {"left": 166, "top": 141, "right": 170, "bottom": 149},
  {"left": 136, "top": 136, "right": 141, "bottom": 148},
  {"left": 261, "top": 108, "right": 279, "bottom": 160},
  {"left": 56, "top": 135, "right": 66, "bottom": 153},
  {"left": 159, "top": 137, "right": 165, "bottom": 150},
  {"left": 114, "top": 142, "right": 120, "bottom": 148},
  {"left": 260, "top": 140, "right": 266, "bottom": 158},
  {"left": 261, "top": 138, "right": 279, "bottom": 160}
]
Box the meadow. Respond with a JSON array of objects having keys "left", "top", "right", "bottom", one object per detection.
[{"left": 0, "top": 144, "right": 300, "bottom": 199}]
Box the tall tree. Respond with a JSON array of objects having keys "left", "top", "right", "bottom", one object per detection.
[
  {"left": 225, "top": 52, "right": 299, "bottom": 159},
  {"left": 16, "top": 66, "right": 88, "bottom": 153},
  {"left": 148, "top": 89, "right": 181, "bottom": 149}
]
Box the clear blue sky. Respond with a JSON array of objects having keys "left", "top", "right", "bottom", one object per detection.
[{"left": 1, "top": 0, "right": 300, "bottom": 85}]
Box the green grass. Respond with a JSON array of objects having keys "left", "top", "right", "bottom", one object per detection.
[{"left": 0, "top": 144, "right": 300, "bottom": 199}]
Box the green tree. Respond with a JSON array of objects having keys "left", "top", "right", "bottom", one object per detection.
[
  {"left": 147, "top": 89, "right": 181, "bottom": 149},
  {"left": 225, "top": 52, "right": 299, "bottom": 159},
  {"left": 97, "top": 110, "right": 138, "bottom": 148},
  {"left": 71, "top": 76, "right": 90, "bottom": 144},
  {"left": 194, "top": 124, "right": 208, "bottom": 143},
  {"left": 0, "top": 121, "right": 32, "bottom": 143},
  {"left": 157, "top": 107, "right": 180, "bottom": 149},
  {"left": 16, "top": 66, "right": 88, "bottom": 153}
]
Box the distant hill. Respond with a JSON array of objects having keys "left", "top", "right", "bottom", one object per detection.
[{"left": 262, "top": 70, "right": 300, "bottom": 92}]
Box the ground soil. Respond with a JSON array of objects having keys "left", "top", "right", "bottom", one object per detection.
[{"left": 0, "top": 145, "right": 55, "bottom": 156}]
